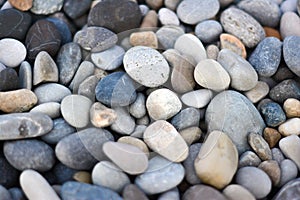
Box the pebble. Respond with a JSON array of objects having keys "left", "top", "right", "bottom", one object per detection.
[
  {"left": 9, "top": 187, "right": 26, "bottom": 200},
  {"left": 273, "top": 66, "right": 295, "bottom": 82},
  {"left": 283, "top": 98, "right": 300, "bottom": 118},
  {"left": 4, "top": 139, "right": 55, "bottom": 171},
  {"left": 56, "top": 42, "right": 82, "bottom": 85},
  {"left": 237, "top": 0, "right": 281, "bottom": 27},
  {"left": 194, "top": 59, "right": 231, "bottom": 91},
  {"left": 283, "top": 36, "right": 300, "bottom": 77},
  {"left": 164, "top": 0, "right": 180, "bottom": 10},
  {"left": 171, "top": 107, "right": 200, "bottom": 130},
  {"left": 176, "top": 0, "right": 220, "bottom": 25},
  {"left": 206, "top": 90, "right": 265, "bottom": 154},
  {"left": 41, "top": 118, "right": 75, "bottom": 145},
  {"left": 269, "top": 79, "right": 300, "bottom": 103},
  {"left": 260, "top": 102, "right": 286, "bottom": 127},
  {"left": 136, "top": 116, "right": 150, "bottom": 126},
  {"left": 118, "top": 136, "right": 150, "bottom": 157},
  {"left": 279, "top": 135, "right": 300, "bottom": 170},
  {"left": 74, "top": 26, "right": 117, "bottom": 52},
  {"left": 248, "top": 132, "right": 272, "bottom": 161},
  {"left": 124, "top": 46, "right": 170, "bottom": 87},
  {"left": 123, "top": 184, "right": 149, "bottom": 200},
  {"left": 46, "top": 162, "right": 78, "bottom": 185},
  {"left": 110, "top": 106, "right": 136, "bottom": 135},
  {"left": 195, "top": 20, "right": 222, "bottom": 43},
  {"left": 88, "top": 0, "right": 141, "bottom": 33},
  {"left": 217, "top": 49, "right": 258, "bottom": 91},
  {"left": 34, "top": 83, "right": 71, "bottom": 104},
  {"left": 239, "top": 151, "right": 262, "bottom": 168},
  {"left": 280, "top": 12, "right": 300, "bottom": 39},
  {"left": 78, "top": 75, "right": 99, "bottom": 101},
  {"left": 90, "top": 102, "right": 117, "bottom": 128},
  {"left": 180, "top": 127, "right": 201, "bottom": 145},
  {"left": 92, "top": 161, "right": 130, "bottom": 193},
  {"left": 61, "top": 181, "right": 122, "bottom": 200},
  {"left": 181, "top": 89, "right": 213, "bottom": 109},
  {"left": 130, "top": 31, "right": 158, "bottom": 49},
  {"left": 272, "top": 148, "right": 285, "bottom": 164},
  {"left": 235, "top": 166, "right": 272, "bottom": 199},
  {"left": 279, "top": 118, "right": 300, "bottom": 136},
  {"left": 8, "top": 0, "right": 32, "bottom": 11},
  {"left": 144, "top": 120, "right": 188, "bottom": 162},
  {"left": 0, "top": 185, "right": 11, "bottom": 200},
  {"left": 258, "top": 160, "right": 281, "bottom": 186},
  {"left": 0, "top": 8, "right": 31, "bottom": 40},
  {"left": 174, "top": 34, "right": 206, "bottom": 63},
  {"left": 223, "top": 184, "right": 256, "bottom": 200},
  {"left": 298, "top": 0, "right": 300, "bottom": 14},
  {"left": 244, "top": 81, "right": 269, "bottom": 104},
  {"left": 140, "top": 10, "right": 158, "bottom": 28},
  {"left": 156, "top": 25, "right": 184, "bottom": 49},
  {"left": 182, "top": 185, "right": 227, "bottom": 200},
  {"left": 158, "top": 188, "right": 180, "bottom": 200},
  {"left": 263, "top": 127, "right": 281, "bottom": 148},
  {"left": 55, "top": 128, "right": 114, "bottom": 170},
  {"left": 73, "top": 171, "right": 92, "bottom": 184},
  {"left": 130, "top": 125, "right": 147, "bottom": 138},
  {"left": 30, "top": 0, "right": 63, "bottom": 14},
  {"left": 0, "top": 68, "right": 19, "bottom": 91},
  {"left": 195, "top": 131, "right": 238, "bottom": 189},
  {"left": 33, "top": 51, "right": 58, "bottom": 85},
  {"left": 0, "top": 89, "right": 37, "bottom": 113},
  {"left": 264, "top": 26, "right": 282, "bottom": 40},
  {"left": 135, "top": 156, "right": 185, "bottom": 195},
  {"left": 25, "top": 19, "right": 61, "bottom": 61},
  {"left": 273, "top": 178, "right": 300, "bottom": 200},
  {"left": 0, "top": 155, "right": 19, "bottom": 188},
  {"left": 30, "top": 102, "right": 60, "bottom": 118},
  {"left": 146, "top": 88, "right": 182, "bottom": 120},
  {"left": 183, "top": 143, "right": 202, "bottom": 185},
  {"left": 129, "top": 93, "right": 146, "bottom": 118},
  {"left": 20, "top": 170, "right": 60, "bottom": 200},
  {"left": 206, "top": 44, "right": 219, "bottom": 60},
  {"left": 220, "top": 7, "right": 265, "bottom": 48},
  {"left": 220, "top": 33, "right": 247, "bottom": 59},
  {"left": 0, "top": 38, "right": 26, "bottom": 67},
  {"left": 249, "top": 37, "right": 282, "bottom": 77},
  {"left": 280, "top": 0, "right": 298, "bottom": 12},
  {"left": 91, "top": 45, "right": 125, "bottom": 71},
  {"left": 158, "top": 8, "right": 179, "bottom": 26},
  {"left": 146, "top": 0, "right": 163, "bottom": 9},
  {"left": 46, "top": 17, "right": 72, "bottom": 45},
  {"left": 139, "top": 4, "right": 149, "bottom": 16},
  {"left": 279, "top": 159, "right": 298, "bottom": 186},
  {"left": 63, "top": 0, "right": 91, "bottom": 19}
]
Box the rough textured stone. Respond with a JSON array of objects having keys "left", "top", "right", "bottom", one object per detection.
[
  {"left": 30, "top": 0, "right": 63, "bottom": 14},
  {"left": 269, "top": 79, "right": 300, "bottom": 103},
  {"left": 90, "top": 102, "right": 117, "bottom": 128},
  {"left": 8, "top": 0, "right": 32, "bottom": 11},
  {"left": 248, "top": 132, "right": 272, "bottom": 161},
  {"left": 260, "top": 102, "right": 286, "bottom": 127}
]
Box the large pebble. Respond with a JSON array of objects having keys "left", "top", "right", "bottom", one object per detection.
[
  {"left": 30, "top": 0, "right": 63, "bottom": 14},
  {"left": 279, "top": 159, "right": 298, "bottom": 186},
  {"left": 280, "top": 12, "right": 300, "bottom": 39},
  {"left": 0, "top": 38, "right": 26, "bottom": 67},
  {"left": 34, "top": 83, "right": 71, "bottom": 104},
  {"left": 218, "top": 49, "right": 258, "bottom": 91},
  {"left": 235, "top": 167, "right": 272, "bottom": 199},
  {"left": 183, "top": 185, "right": 227, "bottom": 200},
  {"left": 135, "top": 156, "right": 185, "bottom": 195},
  {"left": 223, "top": 184, "right": 256, "bottom": 200},
  {"left": 249, "top": 37, "right": 282, "bottom": 77},
  {"left": 110, "top": 106, "right": 136, "bottom": 135},
  {"left": 63, "top": 0, "right": 91, "bottom": 19},
  {"left": 283, "top": 98, "right": 300, "bottom": 118},
  {"left": 0, "top": 68, "right": 19, "bottom": 91},
  {"left": 279, "top": 135, "right": 300, "bottom": 170},
  {"left": 176, "top": 0, "right": 220, "bottom": 25},
  {"left": 206, "top": 90, "right": 265, "bottom": 154},
  {"left": 124, "top": 46, "right": 170, "bottom": 88},
  {"left": 220, "top": 7, "right": 265, "bottom": 48},
  {"left": 156, "top": 25, "right": 184, "bottom": 49},
  {"left": 171, "top": 107, "right": 200, "bottom": 130},
  {"left": 260, "top": 102, "right": 286, "bottom": 127},
  {"left": 274, "top": 178, "right": 300, "bottom": 200},
  {"left": 144, "top": 120, "right": 188, "bottom": 162},
  {"left": 283, "top": 36, "right": 300, "bottom": 77},
  {"left": 269, "top": 79, "right": 300, "bottom": 103},
  {"left": 0, "top": 155, "right": 19, "bottom": 188},
  {"left": 244, "top": 81, "right": 269, "bottom": 103},
  {"left": 55, "top": 128, "right": 114, "bottom": 170},
  {"left": 195, "top": 20, "right": 223, "bottom": 43},
  {"left": 195, "top": 131, "right": 238, "bottom": 189},
  {"left": 181, "top": 89, "right": 213, "bottom": 108},
  {"left": 183, "top": 143, "right": 202, "bottom": 185},
  {"left": 146, "top": 89, "right": 181, "bottom": 120},
  {"left": 4, "top": 139, "right": 55, "bottom": 171},
  {"left": 46, "top": 17, "right": 72, "bottom": 45},
  {"left": 90, "top": 102, "right": 117, "bottom": 128}
]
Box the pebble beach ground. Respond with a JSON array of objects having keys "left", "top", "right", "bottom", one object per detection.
[{"left": 1, "top": 0, "right": 300, "bottom": 199}]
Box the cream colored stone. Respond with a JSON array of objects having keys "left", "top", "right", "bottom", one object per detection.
[
  {"left": 244, "top": 81, "right": 269, "bottom": 103},
  {"left": 278, "top": 118, "right": 300, "bottom": 136},
  {"left": 130, "top": 31, "right": 158, "bottom": 49},
  {"left": 283, "top": 98, "right": 300, "bottom": 118},
  {"left": 90, "top": 102, "right": 117, "bottom": 128}
]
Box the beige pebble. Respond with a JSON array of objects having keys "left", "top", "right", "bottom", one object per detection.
[
  {"left": 146, "top": 0, "right": 163, "bottom": 10},
  {"left": 118, "top": 136, "right": 150, "bottom": 157},
  {"left": 90, "top": 102, "right": 117, "bottom": 128},
  {"left": 223, "top": 184, "right": 255, "bottom": 200},
  {"left": 141, "top": 10, "right": 158, "bottom": 28},
  {"left": 73, "top": 171, "right": 92, "bottom": 184},
  {"left": 220, "top": 33, "right": 247, "bottom": 58},
  {"left": 244, "top": 81, "right": 269, "bottom": 103},
  {"left": 278, "top": 118, "right": 300, "bottom": 136},
  {"left": 283, "top": 98, "right": 300, "bottom": 118},
  {"left": 179, "top": 127, "right": 202, "bottom": 145},
  {"left": 130, "top": 31, "right": 158, "bottom": 49},
  {"left": 8, "top": 0, "right": 33, "bottom": 11}
]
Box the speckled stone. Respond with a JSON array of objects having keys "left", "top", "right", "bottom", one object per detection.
[
  {"left": 239, "top": 151, "right": 262, "bottom": 168},
  {"left": 0, "top": 38, "right": 26, "bottom": 67},
  {"left": 130, "top": 31, "right": 158, "bottom": 49},
  {"left": 183, "top": 143, "right": 202, "bottom": 185},
  {"left": 263, "top": 127, "right": 281, "bottom": 148},
  {"left": 30, "top": 0, "right": 63, "bottom": 14},
  {"left": 183, "top": 185, "right": 227, "bottom": 200},
  {"left": 195, "top": 20, "right": 222, "bottom": 43},
  {"left": 260, "top": 102, "right": 286, "bottom": 127},
  {"left": 283, "top": 36, "right": 300, "bottom": 77},
  {"left": 34, "top": 83, "right": 71, "bottom": 104},
  {"left": 269, "top": 79, "right": 300, "bottom": 103}
]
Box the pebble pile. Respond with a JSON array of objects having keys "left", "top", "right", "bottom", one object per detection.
[{"left": 1, "top": 0, "right": 300, "bottom": 199}]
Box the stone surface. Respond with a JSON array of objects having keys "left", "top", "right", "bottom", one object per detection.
[
  {"left": 195, "top": 20, "right": 222, "bottom": 43},
  {"left": 181, "top": 89, "right": 213, "bottom": 109},
  {"left": 140, "top": 10, "right": 158, "bottom": 28},
  {"left": 273, "top": 178, "right": 300, "bottom": 200},
  {"left": 146, "top": 0, "right": 163, "bottom": 9},
  {"left": 183, "top": 143, "right": 202, "bottom": 185},
  {"left": 8, "top": 187, "right": 26, "bottom": 200},
  {"left": 30, "top": 102, "right": 60, "bottom": 119},
  {"left": 8, "top": 0, "right": 32, "bottom": 11},
  {"left": 239, "top": 151, "right": 262, "bottom": 168},
  {"left": 272, "top": 148, "right": 285, "bottom": 164},
  {"left": 284, "top": 98, "right": 300, "bottom": 118},
  {"left": 158, "top": 8, "right": 179, "bottom": 26},
  {"left": 19, "top": 61, "right": 32, "bottom": 90},
  {"left": 283, "top": 36, "right": 300, "bottom": 77},
  {"left": 110, "top": 106, "right": 136, "bottom": 135},
  {"left": 171, "top": 107, "right": 200, "bottom": 131},
  {"left": 264, "top": 26, "right": 282, "bottom": 40},
  {"left": 130, "top": 31, "right": 158, "bottom": 49},
  {"left": 195, "top": 131, "right": 238, "bottom": 189},
  {"left": 183, "top": 185, "right": 227, "bottom": 200},
  {"left": 90, "top": 102, "right": 117, "bottom": 128},
  {"left": 30, "top": 0, "right": 63, "bottom": 14},
  {"left": 263, "top": 127, "right": 281, "bottom": 148},
  {"left": 73, "top": 171, "right": 92, "bottom": 184},
  {"left": 206, "top": 90, "right": 265, "bottom": 154},
  {"left": 0, "top": 155, "right": 19, "bottom": 188},
  {"left": 78, "top": 75, "right": 99, "bottom": 101},
  {"left": 144, "top": 120, "right": 188, "bottom": 162},
  {"left": 260, "top": 102, "right": 286, "bottom": 127},
  {"left": 279, "top": 118, "right": 300, "bottom": 136},
  {"left": 279, "top": 135, "right": 300, "bottom": 170},
  {"left": 158, "top": 188, "right": 180, "bottom": 200},
  {"left": 223, "top": 184, "right": 256, "bottom": 200},
  {"left": 55, "top": 128, "right": 114, "bottom": 170},
  {"left": 248, "top": 132, "right": 272, "bottom": 161},
  {"left": 258, "top": 160, "right": 281, "bottom": 186},
  {"left": 135, "top": 156, "right": 185, "bottom": 195},
  {"left": 0, "top": 68, "right": 19, "bottom": 91},
  {"left": 46, "top": 17, "right": 72, "bottom": 45},
  {"left": 220, "top": 7, "right": 265, "bottom": 48},
  {"left": 280, "top": 159, "right": 298, "bottom": 186},
  {"left": 220, "top": 33, "right": 247, "bottom": 58},
  {"left": 244, "top": 81, "right": 269, "bottom": 103},
  {"left": 118, "top": 136, "right": 150, "bottom": 157},
  {"left": 34, "top": 83, "right": 71, "bottom": 104},
  {"left": 129, "top": 93, "right": 146, "bottom": 119},
  {"left": 0, "top": 38, "right": 26, "bottom": 67},
  {"left": 63, "top": 0, "right": 91, "bottom": 19},
  {"left": 280, "top": 12, "right": 300, "bottom": 39},
  {"left": 269, "top": 79, "right": 300, "bottom": 103},
  {"left": 206, "top": 44, "right": 219, "bottom": 60},
  {"left": 156, "top": 25, "right": 184, "bottom": 49}
]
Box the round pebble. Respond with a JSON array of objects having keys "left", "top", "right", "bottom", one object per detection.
[
  {"left": 258, "top": 160, "right": 281, "bottom": 186},
  {"left": 195, "top": 20, "right": 222, "bottom": 43},
  {"left": 34, "top": 83, "right": 71, "bottom": 104},
  {"left": 183, "top": 185, "right": 227, "bottom": 200},
  {"left": 279, "top": 117, "right": 300, "bottom": 136},
  {"left": 223, "top": 184, "right": 256, "bottom": 200},
  {"left": 239, "top": 151, "right": 262, "bottom": 168},
  {"left": 220, "top": 33, "right": 247, "bottom": 58},
  {"left": 156, "top": 25, "right": 184, "bottom": 49},
  {"left": 90, "top": 102, "right": 117, "bottom": 128},
  {"left": 0, "top": 38, "right": 26, "bottom": 67},
  {"left": 269, "top": 79, "right": 300, "bottom": 103},
  {"left": 283, "top": 36, "right": 300, "bottom": 77},
  {"left": 30, "top": 0, "right": 63, "bottom": 14},
  {"left": 158, "top": 8, "right": 179, "bottom": 26},
  {"left": 280, "top": 159, "right": 298, "bottom": 186},
  {"left": 181, "top": 89, "right": 213, "bottom": 109},
  {"left": 279, "top": 135, "right": 300, "bottom": 170},
  {"left": 283, "top": 98, "right": 300, "bottom": 118},
  {"left": 63, "top": 0, "right": 91, "bottom": 19},
  {"left": 0, "top": 68, "right": 19, "bottom": 91},
  {"left": 171, "top": 107, "right": 200, "bottom": 130},
  {"left": 8, "top": 0, "right": 32, "bottom": 11},
  {"left": 129, "top": 93, "right": 146, "bottom": 119},
  {"left": 263, "top": 127, "right": 281, "bottom": 148},
  {"left": 280, "top": 0, "right": 298, "bottom": 12},
  {"left": 280, "top": 12, "right": 300, "bottom": 39}
]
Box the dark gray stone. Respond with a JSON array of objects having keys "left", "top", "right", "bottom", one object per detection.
[
  {"left": 122, "top": 184, "right": 149, "bottom": 200},
  {"left": 156, "top": 25, "right": 184, "bottom": 49},
  {"left": 8, "top": 188, "right": 26, "bottom": 200},
  {"left": 283, "top": 36, "right": 300, "bottom": 77},
  {"left": 78, "top": 75, "right": 99, "bottom": 101},
  {"left": 273, "top": 66, "right": 295, "bottom": 82},
  {"left": 269, "top": 79, "right": 300, "bottom": 103},
  {"left": 63, "top": 0, "right": 91, "bottom": 19},
  {"left": 195, "top": 20, "right": 223, "bottom": 43},
  {"left": 34, "top": 83, "right": 72, "bottom": 104},
  {"left": 0, "top": 68, "right": 19, "bottom": 91},
  {"left": 44, "top": 163, "right": 78, "bottom": 185},
  {"left": 260, "top": 102, "right": 286, "bottom": 127},
  {"left": 171, "top": 107, "right": 200, "bottom": 130},
  {"left": 0, "top": 155, "right": 19, "bottom": 188},
  {"left": 19, "top": 61, "right": 32, "bottom": 90},
  {"left": 274, "top": 178, "right": 300, "bottom": 200}
]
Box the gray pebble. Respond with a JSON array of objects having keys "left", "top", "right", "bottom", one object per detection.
[
  {"left": 164, "top": 0, "right": 181, "bottom": 10},
  {"left": 158, "top": 8, "right": 179, "bottom": 26},
  {"left": 30, "top": 102, "right": 61, "bottom": 119},
  {"left": 272, "top": 148, "right": 285, "bottom": 164},
  {"left": 78, "top": 75, "right": 99, "bottom": 101},
  {"left": 136, "top": 116, "right": 150, "bottom": 126},
  {"left": 283, "top": 36, "right": 300, "bottom": 77},
  {"left": 171, "top": 107, "right": 200, "bottom": 130},
  {"left": 19, "top": 61, "right": 32, "bottom": 90},
  {"left": 9, "top": 188, "right": 26, "bottom": 200},
  {"left": 34, "top": 83, "right": 71, "bottom": 104},
  {"left": 0, "top": 38, "right": 26, "bottom": 68},
  {"left": 129, "top": 93, "right": 146, "bottom": 119},
  {"left": 183, "top": 143, "right": 202, "bottom": 185},
  {"left": 195, "top": 20, "right": 223, "bottom": 43},
  {"left": 273, "top": 178, "right": 300, "bottom": 200},
  {"left": 158, "top": 188, "right": 180, "bottom": 200},
  {"left": 239, "top": 151, "right": 262, "bottom": 168},
  {"left": 156, "top": 25, "right": 184, "bottom": 49},
  {"left": 207, "top": 44, "right": 220, "bottom": 60},
  {"left": 280, "top": 12, "right": 300, "bottom": 39},
  {"left": 183, "top": 185, "right": 227, "bottom": 200},
  {"left": 0, "top": 185, "right": 12, "bottom": 200},
  {"left": 280, "top": 159, "right": 298, "bottom": 187},
  {"left": 0, "top": 155, "right": 19, "bottom": 188},
  {"left": 139, "top": 4, "right": 149, "bottom": 16},
  {"left": 111, "top": 106, "right": 136, "bottom": 135},
  {"left": 280, "top": 0, "right": 298, "bottom": 12},
  {"left": 30, "top": 0, "right": 63, "bottom": 15},
  {"left": 181, "top": 89, "right": 213, "bottom": 109},
  {"left": 269, "top": 79, "right": 300, "bottom": 103}
]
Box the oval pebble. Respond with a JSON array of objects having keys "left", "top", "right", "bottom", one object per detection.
[
  {"left": 181, "top": 89, "right": 213, "bottom": 109},
  {"left": 183, "top": 185, "right": 227, "bottom": 200},
  {"left": 171, "top": 107, "right": 201, "bottom": 130},
  {"left": 0, "top": 38, "right": 26, "bottom": 67},
  {"left": 244, "top": 81, "right": 269, "bottom": 104},
  {"left": 19, "top": 61, "right": 32, "bottom": 90},
  {"left": 239, "top": 151, "right": 262, "bottom": 168},
  {"left": 118, "top": 136, "right": 150, "bottom": 157},
  {"left": 90, "top": 102, "right": 117, "bottom": 128},
  {"left": 195, "top": 20, "right": 223, "bottom": 43},
  {"left": 158, "top": 7, "right": 179, "bottom": 26},
  {"left": 30, "top": 102, "right": 60, "bottom": 119},
  {"left": 0, "top": 68, "right": 19, "bottom": 91},
  {"left": 129, "top": 93, "right": 146, "bottom": 119},
  {"left": 130, "top": 31, "right": 158, "bottom": 49},
  {"left": 0, "top": 155, "right": 19, "bottom": 188},
  {"left": 248, "top": 132, "right": 272, "bottom": 161},
  {"left": 46, "top": 17, "right": 72, "bottom": 45},
  {"left": 279, "top": 135, "right": 300, "bottom": 170},
  {"left": 183, "top": 143, "right": 202, "bottom": 185},
  {"left": 258, "top": 160, "right": 281, "bottom": 186},
  {"left": 63, "top": 0, "right": 91, "bottom": 19},
  {"left": 110, "top": 106, "right": 136, "bottom": 135},
  {"left": 269, "top": 79, "right": 300, "bottom": 103},
  {"left": 30, "top": 0, "right": 63, "bottom": 15},
  {"left": 283, "top": 98, "right": 300, "bottom": 118},
  {"left": 274, "top": 178, "right": 300, "bottom": 200},
  {"left": 156, "top": 25, "right": 184, "bottom": 50},
  {"left": 260, "top": 102, "right": 286, "bottom": 127},
  {"left": 220, "top": 33, "right": 247, "bottom": 59},
  {"left": 280, "top": 12, "right": 300, "bottom": 39},
  {"left": 280, "top": 159, "right": 298, "bottom": 186},
  {"left": 283, "top": 36, "right": 300, "bottom": 77},
  {"left": 34, "top": 83, "right": 71, "bottom": 104},
  {"left": 223, "top": 184, "right": 255, "bottom": 200}
]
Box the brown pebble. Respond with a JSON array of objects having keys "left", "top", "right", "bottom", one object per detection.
[
  {"left": 220, "top": 33, "right": 247, "bottom": 59},
  {"left": 264, "top": 27, "right": 281, "bottom": 40},
  {"left": 146, "top": 0, "right": 163, "bottom": 10},
  {"left": 90, "top": 102, "right": 117, "bottom": 128},
  {"left": 130, "top": 31, "right": 158, "bottom": 49},
  {"left": 263, "top": 127, "right": 281, "bottom": 148},
  {"left": 283, "top": 98, "right": 300, "bottom": 118},
  {"left": 140, "top": 10, "right": 158, "bottom": 28},
  {"left": 8, "top": 0, "right": 33, "bottom": 11},
  {"left": 73, "top": 171, "right": 92, "bottom": 184},
  {"left": 258, "top": 160, "right": 281, "bottom": 187}
]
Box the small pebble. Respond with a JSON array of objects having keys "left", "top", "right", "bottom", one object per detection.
[
  {"left": 0, "top": 68, "right": 19, "bottom": 91},
  {"left": 263, "top": 127, "right": 281, "bottom": 148},
  {"left": 269, "top": 79, "right": 300, "bottom": 103},
  {"left": 283, "top": 36, "right": 300, "bottom": 77},
  {"left": 223, "top": 184, "right": 256, "bottom": 200},
  {"left": 123, "top": 184, "right": 149, "bottom": 200},
  {"left": 30, "top": 102, "right": 60, "bottom": 119},
  {"left": 78, "top": 75, "right": 99, "bottom": 101},
  {"left": 244, "top": 81, "right": 269, "bottom": 103},
  {"left": 181, "top": 89, "right": 213, "bottom": 109},
  {"left": 140, "top": 10, "right": 158, "bottom": 28},
  {"left": 195, "top": 20, "right": 222, "bottom": 43},
  {"left": 110, "top": 106, "right": 136, "bottom": 135},
  {"left": 258, "top": 160, "right": 281, "bottom": 186},
  {"left": 279, "top": 159, "right": 298, "bottom": 186},
  {"left": 206, "top": 44, "right": 219, "bottom": 60},
  {"left": 0, "top": 38, "right": 26, "bottom": 67},
  {"left": 46, "top": 17, "right": 72, "bottom": 45},
  {"left": 8, "top": 0, "right": 32, "bottom": 11},
  {"left": 279, "top": 135, "right": 300, "bottom": 170},
  {"left": 146, "top": 0, "right": 163, "bottom": 10},
  {"left": 264, "top": 26, "right": 282, "bottom": 40},
  {"left": 183, "top": 185, "right": 227, "bottom": 200},
  {"left": 90, "top": 102, "right": 117, "bottom": 128},
  {"left": 171, "top": 107, "right": 200, "bottom": 130},
  {"left": 9, "top": 187, "right": 26, "bottom": 200},
  {"left": 63, "top": 0, "right": 91, "bottom": 19},
  {"left": 117, "top": 136, "right": 150, "bottom": 157},
  {"left": 239, "top": 151, "right": 262, "bottom": 168},
  {"left": 183, "top": 143, "right": 202, "bottom": 185},
  {"left": 280, "top": 0, "right": 298, "bottom": 13},
  {"left": 260, "top": 102, "right": 286, "bottom": 127},
  {"left": 272, "top": 148, "right": 285, "bottom": 164},
  {"left": 158, "top": 8, "right": 179, "bottom": 26},
  {"left": 158, "top": 188, "right": 180, "bottom": 200},
  {"left": 73, "top": 171, "right": 92, "bottom": 184},
  {"left": 130, "top": 31, "right": 158, "bottom": 49},
  {"left": 156, "top": 25, "right": 184, "bottom": 49},
  {"left": 220, "top": 33, "right": 247, "bottom": 58},
  {"left": 248, "top": 132, "right": 272, "bottom": 161},
  {"left": 283, "top": 98, "right": 300, "bottom": 118},
  {"left": 129, "top": 93, "right": 146, "bottom": 119},
  {"left": 34, "top": 83, "right": 71, "bottom": 104},
  {"left": 278, "top": 118, "right": 300, "bottom": 136},
  {"left": 273, "top": 66, "right": 295, "bottom": 82},
  {"left": 0, "top": 155, "right": 19, "bottom": 188},
  {"left": 139, "top": 5, "right": 149, "bottom": 16}
]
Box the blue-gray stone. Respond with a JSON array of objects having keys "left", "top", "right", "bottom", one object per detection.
[
  {"left": 283, "top": 36, "right": 300, "bottom": 77},
  {"left": 274, "top": 178, "right": 300, "bottom": 200},
  {"left": 61, "top": 181, "right": 122, "bottom": 200},
  {"left": 34, "top": 83, "right": 71, "bottom": 104},
  {"left": 0, "top": 185, "right": 11, "bottom": 200},
  {"left": 0, "top": 155, "right": 19, "bottom": 188},
  {"left": 95, "top": 71, "right": 137, "bottom": 107},
  {"left": 260, "top": 102, "right": 286, "bottom": 127},
  {"left": 249, "top": 37, "right": 282, "bottom": 77},
  {"left": 8, "top": 187, "right": 26, "bottom": 200},
  {"left": 46, "top": 17, "right": 72, "bottom": 45},
  {"left": 269, "top": 79, "right": 300, "bottom": 103},
  {"left": 63, "top": 0, "right": 91, "bottom": 19},
  {"left": 44, "top": 163, "right": 78, "bottom": 185},
  {"left": 195, "top": 20, "right": 223, "bottom": 43},
  {"left": 171, "top": 107, "right": 200, "bottom": 130},
  {"left": 0, "top": 68, "right": 19, "bottom": 91}
]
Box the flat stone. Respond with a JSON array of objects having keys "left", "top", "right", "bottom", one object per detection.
[
  {"left": 158, "top": 8, "right": 179, "bottom": 26},
  {"left": 206, "top": 90, "right": 265, "bottom": 154},
  {"left": 63, "top": 0, "right": 91, "bottom": 19},
  {"left": 249, "top": 37, "right": 282, "bottom": 77},
  {"left": 194, "top": 58, "right": 231, "bottom": 91},
  {"left": 239, "top": 151, "right": 262, "bottom": 168},
  {"left": 0, "top": 155, "right": 19, "bottom": 188},
  {"left": 279, "top": 159, "right": 298, "bottom": 186},
  {"left": 176, "top": 0, "right": 220, "bottom": 25},
  {"left": 117, "top": 136, "right": 150, "bottom": 157},
  {"left": 195, "top": 20, "right": 222, "bottom": 43},
  {"left": 284, "top": 98, "right": 300, "bottom": 118},
  {"left": 273, "top": 178, "right": 300, "bottom": 200},
  {"left": 258, "top": 160, "right": 281, "bottom": 186},
  {"left": 272, "top": 148, "right": 285, "bottom": 164},
  {"left": 195, "top": 131, "right": 238, "bottom": 189},
  {"left": 217, "top": 49, "right": 258, "bottom": 91},
  {"left": 123, "top": 184, "right": 149, "bottom": 200},
  {"left": 30, "top": 0, "right": 63, "bottom": 14},
  {"left": 280, "top": 12, "right": 300, "bottom": 39},
  {"left": 235, "top": 167, "right": 272, "bottom": 199},
  {"left": 158, "top": 188, "right": 180, "bottom": 200},
  {"left": 30, "top": 102, "right": 60, "bottom": 118},
  {"left": 260, "top": 102, "right": 286, "bottom": 127},
  {"left": 90, "top": 102, "right": 117, "bottom": 128},
  {"left": 124, "top": 46, "right": 170, "bottom": 88},
  {"left": 4, "top": 139, "right": 55, "bottom": 171},
  {"left": 33, "top": 51, "right": 58, "bottom": 85},
  {"left": 103, "top": 141, "right": 148, "bottom": 175},
  {"left": 183, "top": 185, "right": 227, "bottom": 200},
  {"left": 144, "top": 120, "right": 188, "bottom": 162},
  {"left": 183, "top": 143, "right": 202, "bottom": 185},
  {"left": 78, "top": 75, "right": 99, "bottom": 101},
  {"left": 130, "top": 31, "right": 158, "bottom": 49},
  {"left": 279, "top": 135, "right": 300, "bottom": 170},
  {"left": 61, "top": 95, "right": 92, "bottom": 128},
  {"left": 156, "top": 25, "right": 184, "bottom": 49},
  {"left": 73, "top": 171, "right": 92, "bottom": 184},
  {"left": 92, "top": 161, "right": 130, "bottom": 193},
  {"left": 244, "top": 81, "right": 269, "bottom": 103},
  {"left": 223, "top": 184, "right": 255, "bottom": 200},
  {"left": 46, "top": 17, "right": 72, "bottom": 45},
  {"left": 129, "top": 93, "right": 146, "bottom": 119},
  {"left": 146, "top": 88, "right": 182, "bottom": 120},
  {"left": 91, "top": 45, "right": 125, "bottom": 71},
  {"left": 0, "top": 38, "right": 26, "bottom": 67},
  {"left": 248, "top": 132, "right": 272, "bottom": 161},
  {"left": 220, "top": 33, "right": 247, "bottom": 58},
  {"left": 0, "top": 68, "right": 19, "bottom": 91},
  {"left": 263, "top": 127, "right": 281, "bottom": 148},
  {"left": 19, "top": 61, "right": 32, "bottom": 90},
  {"left": 34, "top": 83, "right": 71, "bottom": 104},
  {"left": 135, "top": 156, "right": 185, "bottom": 195},
  {"left": 55, "top": 128, "right": 114, "bottom": 170},
  {"left": 110, "top": 106, "right": 136, "bottom": 135},
  {"left": 181, "top": 89, "right": 213, "bottom": 109},
  {"left": 220, "top": 7, "right": 265, "bottom": 48},
  {"left": 269, "top": 79, "right": 300, "bottom": 103},
  {"left": 20, "top": 170, "right": 60, "bottom": 200},
  {"left": 283, "top": 36, "right": 300, "bottom": 77},
  {"left": 171, "top": 107, "right": 200, "bottom": 130}
]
